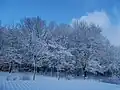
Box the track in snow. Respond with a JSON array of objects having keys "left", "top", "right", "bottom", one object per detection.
[{"left": 0, "top": 81, "right": 40, "bottom": 90}]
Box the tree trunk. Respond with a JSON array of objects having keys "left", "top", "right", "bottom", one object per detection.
[
  {"left": 51, "top": 68, "right": 53, "bottom": 76},
  {"left": 83, "top": 64, "right": 87, "bottom": 79},
  {"left": 33, "top": 69, "right": 36, "bottom": 80},
  {"left": 33, "top": 65, "right": 36, "bottom": 80},
  {"left": 33, "top": 55, "right": 36, "bottom": 80},
  {"left": 19, "top": 63, "right": 21, "bottom": 72},
  {"left": 57, "top": 69, "right": 60, "bottom": 80},
  {"left": 83, "top": 70, "right": 87, "bottom": 79},
  {"left": 9, "top": 62, "right": 12, "bottom": 73}
]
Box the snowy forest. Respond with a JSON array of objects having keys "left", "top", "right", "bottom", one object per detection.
[{"left": 0, "top": 16, "right": 120, "bottom": 79}]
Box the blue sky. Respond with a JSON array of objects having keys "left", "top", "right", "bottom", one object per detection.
[
  {"left": 0, "top": 0, "right": 120, "bottom": 45},
  {"left": 0, "top": 0, "right": 120, "bottom": 24}
]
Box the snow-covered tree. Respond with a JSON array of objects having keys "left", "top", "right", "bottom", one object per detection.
[
  {"left": 19, "top": 17, "right": 48, "bottom": 80},
  {"left": 1, "top": 17, "right": 120, "bottom": 80},
  {"left": 70, "top": 21, "right": 108, "bottom": 78}
]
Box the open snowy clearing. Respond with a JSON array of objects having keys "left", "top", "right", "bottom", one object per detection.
[{"left": 0, "top": 72, "right": 120, "bottom": 90}]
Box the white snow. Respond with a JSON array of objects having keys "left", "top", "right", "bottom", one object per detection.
[{"left": 0, "top": 72, "right": 120, "bottom": 90}]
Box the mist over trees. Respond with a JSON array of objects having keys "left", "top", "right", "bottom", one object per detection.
[{"left": 0, "top": 17, "right": 120, "bottom": 79}]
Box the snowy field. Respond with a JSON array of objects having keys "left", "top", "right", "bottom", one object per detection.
[{"left": 0, "top": 72, "right": 120, "bottom": 90}]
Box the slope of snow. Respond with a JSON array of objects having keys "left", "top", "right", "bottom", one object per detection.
[{"left": 0, "top": 72, "right": 120, "bottom": 90}]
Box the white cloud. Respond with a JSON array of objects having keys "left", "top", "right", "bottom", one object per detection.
[
  {"left": 79, "top": 11, "right": 110, "bottom": 28},
  {"left": 72, "top": 10, "right": 120, "bottom": 46}
]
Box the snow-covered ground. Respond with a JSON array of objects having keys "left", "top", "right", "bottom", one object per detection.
[{"left": 0, "top": 72, "right": 120, "bottom": 90}]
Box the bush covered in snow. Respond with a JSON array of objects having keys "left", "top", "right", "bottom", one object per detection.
[
  {"left": 6, "top": 75, "right": 20, "bottom": 81},
  {"left": 20, "top": 74, "right": 31, "bottom": 80},
  {"left": 6, "top": 73, "right": 31, "bottom": 81}
]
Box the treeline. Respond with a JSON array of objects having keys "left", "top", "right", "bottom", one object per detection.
[{"left": 0, "top": 17, "right": 120, "bottom": 79}]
